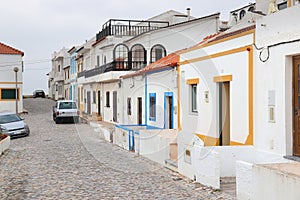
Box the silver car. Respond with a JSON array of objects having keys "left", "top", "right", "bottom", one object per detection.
[
  {"left": 53, "top": 100, "right": 79, "bottom": 124},
  {"left": 0, "top": 112, "right": 30, "bottom": 138}
]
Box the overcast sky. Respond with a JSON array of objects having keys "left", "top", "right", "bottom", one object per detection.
[{"left": 0, "top": 0, "right": 255, "bottom": 95}]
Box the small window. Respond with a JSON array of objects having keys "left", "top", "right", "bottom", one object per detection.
[
  {"left": 278, "top": 2, "right": 287, "bottom": 10},
  {"left": 191, "top": 84, "right": 197, "bottom": 113},
  {"left": 127, "top": 98, "right": 131, "bottom": 115},
  {"left": 58, "top": 65, "right": 61, "bottom": 72},
  {"left": 1, "top": 89, "right": 19, "bottom": 100},
  {"left": 149, "top": 93, "right": 156, "bottom": 121},
  {"left": 93, "top": 91, "right": 96, "bottom": 104},
  {"left": 97, "top": 55, "right": 100, "bottom": 66},
  {"left": 106, "top": 91, "right": 110, "bottom": 107}
]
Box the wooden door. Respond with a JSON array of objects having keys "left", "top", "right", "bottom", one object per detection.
[
  {"left": 113, "top": 91, "right": 117, "bottom": 122},
  {"left": 97, "top": 91, "right": 101, "bottom": 116},
  {"left": 87, "top": 91, "right": 91, "bottom": 115},
  {"left": 293, "top": 57, "right": 300, "bottom": 156},
  {"left": 165, "top": 95, "right": 173, "bottom": 129},
  {"left": 219, "top": 82, "right": 230, "bottom": 146},
  {"left": 137, "top": 97, "right": 142, "bottom": 125}
]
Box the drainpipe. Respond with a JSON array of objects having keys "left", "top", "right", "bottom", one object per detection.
[{"left": 145, "top": 75, "right": 148, "bottom": 126}]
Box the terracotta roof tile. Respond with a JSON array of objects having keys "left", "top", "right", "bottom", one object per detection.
[
  {"left": 121, "top": 51, "right": 180, "bottom": 78},
  {"left": 0, "top": 42, "right": 24, "bottom": 56}
]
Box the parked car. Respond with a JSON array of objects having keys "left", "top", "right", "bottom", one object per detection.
[
  {"left": 0, "top": 112, "right": 30, "bottom": 138},
  {"left": 33, "top": 89, "right": 45, "bottom": 98},
  {"left": 53, "top": 100, "right": 79, "bottom": 124}
]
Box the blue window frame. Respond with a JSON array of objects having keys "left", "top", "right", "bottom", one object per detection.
[{"left": 149, "top": 93, "right": 156, "bottom": 121}]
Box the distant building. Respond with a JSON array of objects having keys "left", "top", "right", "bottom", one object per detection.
[
  {"left": 49, "top": 47, "right": 69, "bottom": 100},
  {"left": 0, "top": 42, "right": 24, "bottom": 113}
]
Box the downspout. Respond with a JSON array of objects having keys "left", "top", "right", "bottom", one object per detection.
[{"left": 145, "top": 74, "right": 148, "bottom": 126}]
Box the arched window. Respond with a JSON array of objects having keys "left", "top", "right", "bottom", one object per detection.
[
  {"left": 130, "top": 44, "right": 146, "bottom": 70},
  {"left": 239, "top": 10, "right": 246, "bottom": 20},
  {"left": 114, "top": 44, "right": 129, "bottom": 69},
  {"left": 248, "top": 6, "right": 255, "bottom": 12},
  {"left": 150, "top": 44, "right": 166, "bottom": 63}
]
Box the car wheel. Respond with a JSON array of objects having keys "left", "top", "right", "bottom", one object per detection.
[
  {"left": 74, "top": 117, "right": 79, "bottom": 124},
  {"left": 55, "top": 118, "right": 60, "bottom": 124}
]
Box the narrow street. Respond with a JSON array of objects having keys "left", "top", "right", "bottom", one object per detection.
[{"left": 0, "top": 98, "right": 235, "bottom": 199}]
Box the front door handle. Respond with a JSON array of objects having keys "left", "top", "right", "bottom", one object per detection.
[{"left": 295, "top": 109, "right": 298, "bottom": 116}]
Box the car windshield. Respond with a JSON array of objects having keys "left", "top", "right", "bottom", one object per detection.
[
  {"left": 59, "top": 102, "right": 77, "bottom": 109},
  {"left": 0, "top": 114, "right": 22, "bottom": 124}
]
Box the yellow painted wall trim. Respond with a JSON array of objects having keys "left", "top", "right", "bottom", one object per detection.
[
  {"left": 186, "top": 78, "right": 199, "bottom": 85},
  {"left": 195, "top": 133, "right": 219, "bottom": 146},
  {"left": 0, "top": 82, "right": 23, "bottom": 84},
  {"left": 177, "top": 65, "right": 181, "bottom": 130},
  {"left": 213, "top": 75, "right": 232, "bottom": 83},
  {"left": 180, "top": 45, "right": 252, "bottom": 66},
  {"left": 181, "top": 29, "right": 255, "bottom": 54},
  {"left": 230, "top": 141, "right": 245, "bottom": 146},
  {"left": 248, "top": 46, "right": 254, "bottom": 145}
]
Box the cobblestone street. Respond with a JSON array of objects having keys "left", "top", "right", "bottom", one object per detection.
[{"left": 0, "top": 98, "right": 235, "bottom": 199}]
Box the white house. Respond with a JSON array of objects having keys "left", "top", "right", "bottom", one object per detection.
[
  {"left": 0, "top": 42, "right": 24, "bottom": 113},
  {"left": 236, "top": 2, "right": 300, "bottom": 199},
  {"left": 77, "top": 10, "right": 220, "bottom": 124},
  {"left": 49, "top": 47, "right": 69, "bottom": 100},
  {"left": 177, "top": 0, "right": 300, "bottom": 193},
  {"left": 177, "top": 13, "right": 263, "bottom": 187}
]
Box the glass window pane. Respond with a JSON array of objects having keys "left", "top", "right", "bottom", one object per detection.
[
  {"left": 298, "top": 64, "right": 300, "bottom": 78},
  {"left": 298, "top": 96, "right": 300, "bottom": 110},
  {"left": 1, "top": 89, "right": 17, "bottom": 99},
  {"left": 191, "top": 85, "right": 197, "bottom": 112}
]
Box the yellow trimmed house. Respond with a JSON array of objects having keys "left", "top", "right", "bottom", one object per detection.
[
  {"left": 0, "top": 42, "right": 24, "bottom": 113},
  {"left": 177, "top": 14, "right": 288, "bottom": 188}
]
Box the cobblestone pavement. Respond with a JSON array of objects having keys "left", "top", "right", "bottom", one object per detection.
[{"left": 0, "top": 98, "right": 235, "bottom": 200}]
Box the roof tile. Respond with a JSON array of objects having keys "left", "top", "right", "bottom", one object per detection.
[{"left": 0, "top": 42, "right": 24, "bottom": 56}]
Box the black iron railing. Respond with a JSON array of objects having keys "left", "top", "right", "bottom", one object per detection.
[
  {"left": 77, "top": 71, "right": 85, "bottom": 78},
  {"left": 96, "top": 19, "right": 169, "bottom": 41},
  {"left": 83, "top": 60, "right": 146, "bottom": 78}
]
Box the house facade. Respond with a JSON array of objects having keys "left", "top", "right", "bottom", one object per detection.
[
  {"left": 177, "top": 0, "right": 300, "bottom": 192},
  {"left": 49, "top": 47, "right": 69, "bottom": 100},
  {"left": 75, "top": 10, "right": 220, "bottom": 124},
  {"left": 0, "top": 42, "right": 24, "bottom": 113},
  {"left": 68, "top": 46, "right": 78, "bottom": 101}
]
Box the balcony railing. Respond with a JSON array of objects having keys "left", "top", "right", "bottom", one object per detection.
[
  {"left": 77, "top": 71, "right": 85, "bottom": 78},
  {"left": 96, "top": 19, "right": 169, "bottom": 42},
  {"left": 83, "top": 60, "right": 146, "bottom": 79}
]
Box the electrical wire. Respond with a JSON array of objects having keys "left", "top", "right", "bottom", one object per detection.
[{"left": 253, "top": 38, "right": 300, "bottom": 62}]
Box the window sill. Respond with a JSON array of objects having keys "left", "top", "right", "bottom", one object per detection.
[{"left": 189, "top": 112, "right": 198, "bottom": 116}]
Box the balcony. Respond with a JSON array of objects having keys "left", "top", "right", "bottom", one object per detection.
[
  {"left": 77, "top": 71, "right": 85, "bottom": 78},
  {"left": 83, "top": 60, "right": 146, "bottom": 79},
  {"left": 96, "top": 19, "right": 169, "bottom": 42}
]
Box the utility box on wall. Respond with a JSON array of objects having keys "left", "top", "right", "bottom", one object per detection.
[{"left": 268, "top": 90, "right": 275, "bottom": 123}]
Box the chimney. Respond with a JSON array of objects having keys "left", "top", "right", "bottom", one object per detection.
[{"left": 186, "top": 8, "right": 191, "bottom": 20}]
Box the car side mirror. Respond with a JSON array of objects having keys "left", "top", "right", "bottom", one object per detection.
[{"left": 20, "top": 117, "right": 24, "bottom": 120}]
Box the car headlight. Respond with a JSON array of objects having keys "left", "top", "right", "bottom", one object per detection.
[{"left": 0, "top": 125, "right": 9, "bottom": 134}]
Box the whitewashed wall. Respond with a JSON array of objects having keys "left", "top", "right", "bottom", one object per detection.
[
  {"left": 102, "top": 81, "right": 119, "bottom": 123},
  {"left": 147, "top": 68, "right": 178, "bottom": 129},
  {"left": 120, "top": 75, "right": 145, "bottom": 125},
  {"left": 178, "top": 31, "right": 254, "bottom": 183},
  {"left": 125, "top": 14, "right": 220, "bottom": 64},
  {"left": 139, "top": 129, "right": 177, "bottom": 165},
  {"left": 255, "top": 5, "right": 300, "bottom": 155},
  {"left": 0, "top": 54, "right": 23, "bottom": 113}
]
